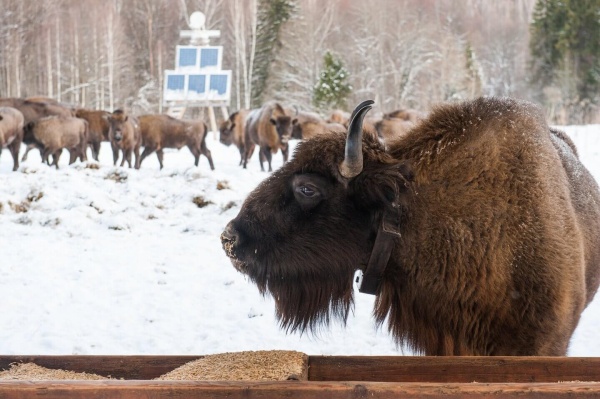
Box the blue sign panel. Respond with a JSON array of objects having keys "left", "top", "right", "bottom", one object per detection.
[
  {"left": 178, "top": 48, "right": 197, "bottom": 68},
  {"left": 167, "top": 74, "right": 185, "bottom": 90},
  {"left": 209, "top": 74, "right": 228, "bottom": 95},
  {"left": 189, "top": 74, "right": 206, "bottom": 94},
  {"left": 200, "top": 48, "right": 219, "bottom": 68}
]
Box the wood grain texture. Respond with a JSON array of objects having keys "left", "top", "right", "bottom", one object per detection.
[
  {"left": 0, "top": 380, "right": 600, "bottom": 398},
  {"left": 308, "top": 356, "right": 600, "bottom": 383}
]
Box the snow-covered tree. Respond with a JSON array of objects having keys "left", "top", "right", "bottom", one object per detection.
[{"left": 312, "top": 51, "right": 351, "bottom": 112}]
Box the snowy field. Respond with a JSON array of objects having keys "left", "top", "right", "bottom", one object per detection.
[{"left": 1, "top": 125, "right": 600, "bottom": 357}]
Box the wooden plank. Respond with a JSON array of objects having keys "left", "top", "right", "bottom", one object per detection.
[
  {"left": 308, "top": 356, "right": 600, "bottom": 383},
  {"left": 1, "top": 380, "right": 600, "bottom": 399},
  {"left": 0, "top": 356, "right": 202, "bottom": 380}
]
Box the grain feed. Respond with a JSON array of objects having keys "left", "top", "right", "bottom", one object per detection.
[
  {"left": 156, "top": 350, "right": 308, "bottom": 381},
  {"left": 0, "top": 362, "right": 110, "bottom": 380}
]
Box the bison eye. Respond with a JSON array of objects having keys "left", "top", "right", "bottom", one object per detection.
[
  {"left": 299, "top": 186, "right": 316, "bottom": 197},
  {"left": 292, "top": 174, "right": 329, "bottom": 211}
]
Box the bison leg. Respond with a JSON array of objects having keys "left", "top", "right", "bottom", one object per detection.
[
  {"left": 111, "top": 142, "right": 119, "bottom": 166},
  {"left": 89, "top": 142, "right": 98, "bottom": 161},
  {"left": 189, "top": 145, "right": 201, "bottom": 167},
  {"left": 242, "top": 143, "right": 254, "bottom": 169},
  {"left": 238, "top": 145, "right": 244, "bottom": 166},
  {"left": 281, "top": 145, "right": 289, "bottom": 163},
  {"left": 41, "top": 147, "right": 53, "bottom": 165},
  {"left": 52, "top": 149, "right": 62, "bottom": 169},
  {"left": 260, "top": 146, "right": 273, "bottom": 172},
  {"left": 9, "top": 139, "right": 21, "bottom": 171},
  {"left": 125, "top": 148, "right": 133, "bottom": 168},
  {"left": 200, "top": 141, "right": 215, "bottom": 170},
  {"left": 139, "top": 146, "right": 155, "bottom": 168},
  {"left": 156, "top": 149, "right": 164, "bottom": 169},
  {"left": 258, "top": 146, "right": 268, "bottom": 172},
  {"left": 119, "top": 149, "right": 126, "bottom": 167},
  {"left": 69, "top": 148, "right": 78, "bottom": 164},
  {"left": 21, "top": 144, "right": 36, "bottom": 162},
  {"left": 134, "top": 145, "right": 141, "bottom": 170}
]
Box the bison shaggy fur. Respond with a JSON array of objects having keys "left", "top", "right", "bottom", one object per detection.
[{"left": 222, "top": 96, "right": 600, "bottom": 356}]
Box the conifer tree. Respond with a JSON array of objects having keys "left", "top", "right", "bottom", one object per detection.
[
  {"left": 530, "top": 0, "right": 600, "bottom": 103},
  {"left": 312, "top": 51, "right": 352, "bottom": 111}
]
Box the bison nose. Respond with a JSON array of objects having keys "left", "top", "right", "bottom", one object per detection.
[{"left": 221, "top": 222, "right": 240, "bottom": 257}]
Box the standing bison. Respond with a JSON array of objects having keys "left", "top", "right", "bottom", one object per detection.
[
  {"left": 0, "top": 107, "right": 24, "bottom": 171},
  {"left": 23, "top": 116, "right": 88, "bottom": 168},
  {"left": 106, "top": 109, "right": 141, "bottom": 169},
  {"left": 244, "top": 101, "right": 296, "bottom": 172},
  {"left": 138, "top": 114, "right": 214, "bottom": 170},
  {"left": 221, "top": 97, "right": 600, "bottom": 356},
  {"left": 75, "top": 109, "right": 110, "bottom": 161},
  {"left": 220, "top": 109, "right": 251, "bottom": 166}
]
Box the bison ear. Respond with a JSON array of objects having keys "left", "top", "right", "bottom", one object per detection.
[{"left": 351, "top": 162, "right": 413, "bottom": 212}]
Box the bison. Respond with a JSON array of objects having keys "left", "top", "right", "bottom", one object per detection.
[
  {"left": 291, "top": 110, "right": 344, "bottom": 140},
  {"left": 106, "top": 109, "right": 141, "bottom": 169},
  {"left": 23, "top": 116, "right": 88, "bottom": 168},
  {"left": 0, "top": 97, "right": 75, "bottom": 162},
  {"left": 75, "top": 109, "right": 111, "bottom": 161},
  {"left": 221, "top": 97, "right": 600, "bottom": 356},
  {"left": 0, "top": 107, "right": 24, "bottom": 171},
  {"left": 243, "top": 101, "right": 297, "bottom": 172},
  {"left": 374, "top": 113, "right": 417, "bottom": 142},
  {"left": 220, "top": 109, "right": 252, "bottom": 166},
  {"left": 138, "top": 114, "right": 214, "bottom": 170}
]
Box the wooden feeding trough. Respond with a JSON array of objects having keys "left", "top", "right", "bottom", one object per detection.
[{"left": 1, "top": 355, "right": 600, "bottom": 398}]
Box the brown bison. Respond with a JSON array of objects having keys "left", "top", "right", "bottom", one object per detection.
[
  {"left": 0, "top": 107, "right": 24, "bottom": 171},
  {"left": 138, "top": 114, "right": 214, "bottom": 170},
  {"left": 75, "top": 109, "right": 110, "bottom": 161},
  {"left": 385, "top": 108, "right": 426, "bottom": 123},
  {"left": 326, "top": 109, "right": 350, "bottom": 126},
  {"left": 106, "top": 109, "right": 141, "bottom": 169},
  {"left": 0, "top": 98, "right": 75, "bottom": 162},
  {"left": 23, "top": 116, "right": 88, "bottom": 168},
  {"left": 374, "top": 113, "right": 417, "bottom": 142},
  {"left": 244, "top": 101, "right": 297, "bottom": 172},
  {"left": 291, "top": 110, "right": 344, "bottom": 140},
  {"left": 221, "top": 97, "right": 600, "bottom": 356},
  {"left": 220, "top": 109, "right": 252, "bottom": 165}
]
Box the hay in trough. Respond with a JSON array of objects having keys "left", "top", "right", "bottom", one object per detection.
[
  {"left": 0, "top": 363, "right": 110, "bottom": 380},
  {"left": 156, "top": 350, "right": 308, "bottom": 381}
]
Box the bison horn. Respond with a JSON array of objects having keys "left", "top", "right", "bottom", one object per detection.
[{"left": 339, "top": 100, "right": 374, "bottom": 178}]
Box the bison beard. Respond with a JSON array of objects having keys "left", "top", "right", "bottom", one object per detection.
[
  {"left": 222, "top": 169, "right": 377, "bottom": 333},
  {"left": 222, "top": 97, "right": 600, "bottom": 355}
]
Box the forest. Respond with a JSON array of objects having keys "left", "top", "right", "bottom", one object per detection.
[{"left": 0, "top": 0, "right": 598, "bottom": 124}]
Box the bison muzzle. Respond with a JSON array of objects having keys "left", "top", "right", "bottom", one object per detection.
[{"left": 221, "top": 97, "right": 600, "bottom": 356}]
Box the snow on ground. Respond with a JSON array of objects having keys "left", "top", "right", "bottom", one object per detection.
[{"left": 0, "top": 126, "right": 599, "bottom": 356}]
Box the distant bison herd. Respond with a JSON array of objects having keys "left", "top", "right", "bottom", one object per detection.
[
  {"left": 0, "top": 96, "right": 423, "bottom": 172},
  {"left": 0, "top": 97, "right": 215, "bottom": 171}
]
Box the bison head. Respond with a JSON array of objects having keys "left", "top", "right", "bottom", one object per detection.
[
  {"left": 221, "top": 100, "right": 412, "bottom": 333},
  {"left": 219, "top": 113, "right": 237, "bottom": 147},
  {"left": 106, "top": 109, "right": 128, "bottom": 142}
]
